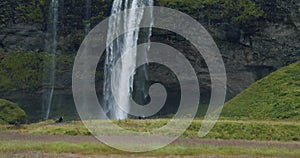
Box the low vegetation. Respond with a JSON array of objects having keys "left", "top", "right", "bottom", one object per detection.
[
  {"left": 0, "top": 51, "right": 75, "bottom": 94},
  {"left": 1, "top": 119, "right": 299, "bottom": 142},
  {"left": 0, "top": 52, "right": 48, "bottom": 94},
  {"left": 0, "top": 140, "right": 299, "bottom": 157},
  {"left": 0, "top": 99, "right": 27, "bottom": 124}
]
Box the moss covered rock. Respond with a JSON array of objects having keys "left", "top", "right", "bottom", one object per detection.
[{"left": 0, "top": 99, "right": 27, "bottom": 124}]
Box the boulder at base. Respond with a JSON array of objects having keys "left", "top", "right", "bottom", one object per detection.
[{"left": 0, "top": 99, "right": 27, "bottom": 124}]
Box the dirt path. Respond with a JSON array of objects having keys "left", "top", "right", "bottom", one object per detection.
[
  {"left": 1, "top": 132, "right": 299, "bottom": 150},
  {"left": 0, "top": 151, "right": 266, "bottom": 158}
]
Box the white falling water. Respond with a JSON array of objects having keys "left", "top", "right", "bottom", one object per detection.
[
  {"left": 103, "top": 0, "right": 153, "bottom": 120},
  {"left": 45, "top": 0, "right": 59, "bottom": 120},
  {"left": 84, "top": 0, "right": 91, "bottom": 36}
]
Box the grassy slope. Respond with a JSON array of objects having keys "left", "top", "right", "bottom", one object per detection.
[{"left": 222, "top": 61, "right": 300, "bottom": 120}]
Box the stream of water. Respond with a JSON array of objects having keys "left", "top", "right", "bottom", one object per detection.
[
  {"left": 85, "top": 0, "right": 91, "bottom": 36},
  {"left": 45, "top": 0, "right": 59, "bottom": 120}
]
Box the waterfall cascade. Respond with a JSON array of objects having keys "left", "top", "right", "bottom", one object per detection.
[
  {"left": 45, "top": 0, "right": 59, "bottom": 120},
  {"left": 103, "top": 0, "right": 153, "bottom": 120}
]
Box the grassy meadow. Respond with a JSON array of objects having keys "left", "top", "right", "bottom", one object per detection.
[
  {"left": 0, "top": 119, "right": 299, "bottom": 157},
  {"left": 1, "top": 58, "right": 300, "bottom": 157}
]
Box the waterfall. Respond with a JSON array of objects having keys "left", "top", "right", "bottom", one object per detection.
[
  {"left": 84, "top": 0, "right": 91, "bottom": 36},
  {"left": 45, "top": 0, "right": 59, "bottom": 120},
  {"left": 103, "top": 0, "right": 153, "bottom": 120}
]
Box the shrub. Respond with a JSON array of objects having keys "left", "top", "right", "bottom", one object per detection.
[{"left": 0, "top": 99, "right": 27, "bottom": 124}]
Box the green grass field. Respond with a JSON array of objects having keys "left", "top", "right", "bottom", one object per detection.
[
  {"left": 1, "top": 119, "right": 300, "bottom": 141},
  {"left": 0, "top": 140, "right": 299, "bottom": 157},
  {"left": 0, "top": 119, "right": 299, "bottom": 157}
]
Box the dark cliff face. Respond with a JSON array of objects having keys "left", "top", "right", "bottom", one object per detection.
[
  {"left": 223, "top": 0, "right": 300, "bottom": 98},
  {"left": 149, "top": 0, "right": 300, "bottom": 99},
  {"left": 0, "top": 0, "right": 299, "bottom": 120}
]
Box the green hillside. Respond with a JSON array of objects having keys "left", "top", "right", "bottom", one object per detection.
[{"left": 222, "top": 61, "right": 300, "bottom": 120}]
